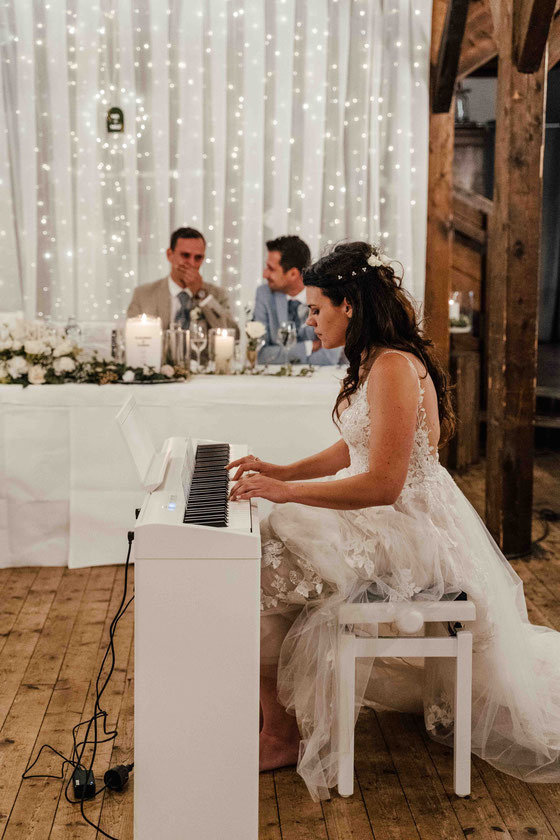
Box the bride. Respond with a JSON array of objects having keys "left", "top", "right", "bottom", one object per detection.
[{"left": 228, "top": 241, "right": 560, "bottom": 802}]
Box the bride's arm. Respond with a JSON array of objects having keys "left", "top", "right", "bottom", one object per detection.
[
  {"left": 227, "top": 439, "right": 350, "bottom": 482},
  {"left": 283, "top": 439, "right": 350, "bottom": 480},
  {"left": 230, "top": 355, "right": 419, "bottom": 508}
]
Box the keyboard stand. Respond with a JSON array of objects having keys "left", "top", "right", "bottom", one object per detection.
[{"left": 134, "top": 510, "right": 260, "bottom": 839}]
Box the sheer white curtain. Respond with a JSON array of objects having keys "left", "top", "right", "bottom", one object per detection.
[{"left": 0, "top": 0, "right": 432, "bottom": 324}]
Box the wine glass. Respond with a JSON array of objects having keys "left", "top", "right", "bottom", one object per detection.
[
  {"left": 190, "top": 321, "right": 208, "bottom": 372},
  {"left": 276, "top": 320, "right": 297, "bottom": 365}
]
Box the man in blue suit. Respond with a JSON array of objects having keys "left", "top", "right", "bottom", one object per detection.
[{"left": 253, "top": 236, "right": 340, "bottom": 365}]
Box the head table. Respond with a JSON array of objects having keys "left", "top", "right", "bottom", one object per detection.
[{"left": 0, "top": 369, "right": 342, "bottom": 568}]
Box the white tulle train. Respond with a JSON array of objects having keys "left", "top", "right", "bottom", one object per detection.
[{"left": 260, "top": 352, "right": 560, "bottom": 801}]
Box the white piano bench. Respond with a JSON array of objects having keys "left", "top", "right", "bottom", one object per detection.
[{"left": 336, "top": 596, "right": 476, "bottom": 799}]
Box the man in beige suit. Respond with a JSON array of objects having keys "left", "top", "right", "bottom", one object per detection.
[{"left": 127, "top": 226, "right": 239, "bottom": 336}]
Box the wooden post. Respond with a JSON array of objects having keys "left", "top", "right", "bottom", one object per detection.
[
  {"left": 485, "top": 0, "right": 547, "bottom": 555},
  {"left": 425, "top": 0, "right": 454, "bottom": 370}
]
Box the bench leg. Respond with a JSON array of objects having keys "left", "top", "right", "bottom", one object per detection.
[
  {"left": 454, "top": 630, "right": 473, "bottom": 796},
  {"left": 337, "top": 631, "right": 356, "bottom": 797}
]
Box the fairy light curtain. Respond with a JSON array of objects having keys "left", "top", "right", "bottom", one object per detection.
[{"left": 0, "top": 0, "right": 432, "bottom": 324}]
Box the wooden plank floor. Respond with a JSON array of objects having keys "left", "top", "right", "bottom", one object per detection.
[{"left": 1, "top": 450, "right": 559, "bottom": 839}]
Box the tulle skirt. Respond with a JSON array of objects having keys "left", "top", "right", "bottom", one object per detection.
[{"left": 260, "top": 467, "right": 560, "bottom": 801}]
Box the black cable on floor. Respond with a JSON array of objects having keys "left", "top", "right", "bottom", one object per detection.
[{"left": 22, "top": 533, "right": 135, "bottom": 840}]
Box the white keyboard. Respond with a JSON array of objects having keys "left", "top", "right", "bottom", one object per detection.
[{"left": 134, "top": 438, "right": 259, "bottom": 560}]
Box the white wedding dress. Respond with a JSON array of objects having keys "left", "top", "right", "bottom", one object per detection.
[{"left": 260, "top": 350, "right": 560, "bottom": 801}]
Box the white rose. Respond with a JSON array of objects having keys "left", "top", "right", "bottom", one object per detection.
[
  {"left": 11, "top": 340, "right": 22, "bottom": 352},
  {"left": 122, "top": 369, "right": 135, "bottom": 383},
  {"left": 161, "top": 364, "right": 174, "bottom": 378},
  {"left": 28, "top": 364, "right": 47, "bottom": 385},
  {"left": 24, "top": 339, "right": 48, "bottom": 355},
  {"left": 11, "top": 322, "right": 27, "bottom": 341},
  {"left": 7, "top": 355, "right": 29, "bottom": 378},
  {"left": 53, "top": 338, "right": 74, "bottom": 357},
  {"left": 0, "top": 361, "right": 8, "bottom": 380},
  {"left": 0, "top": 339, "right": 13, "bottom": 351},
  {"left": 367, "top": 249, "right": 390, "bottom": 269},
  {"left": 53, "top": 355, "right": 76, "bottom": 374},
  {"left": 245, "top": 321, "right": 266, "bottom": 340}
]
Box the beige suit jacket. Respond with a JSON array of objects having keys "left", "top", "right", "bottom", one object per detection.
[{"left": 126, "top": 277, "right": 239, "bottom": 336}]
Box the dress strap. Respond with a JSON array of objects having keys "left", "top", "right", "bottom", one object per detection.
[{"left": 377, "top": 349, "right": 422, "bottom": 391}]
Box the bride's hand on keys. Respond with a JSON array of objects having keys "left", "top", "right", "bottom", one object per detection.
[
  {"left": 226, "top": 455, "right": 287, "bottom": 482},
  {"left": 229, "top": 472, "right": 292, "bottom": 504}
]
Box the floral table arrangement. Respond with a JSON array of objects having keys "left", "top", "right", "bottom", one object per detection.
[
  {"left": 0, "top": 321, "right": 188, "bottom": 386},
  {"left": 0, "top": 319, "right": 315, "bottom": 385}
]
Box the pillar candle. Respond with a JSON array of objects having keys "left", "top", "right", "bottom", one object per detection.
[
  {"left": 125, "top": 314, "right": 163, "bottom": 371},
  {"left": 448, "top": 299, "right": 461, "bottom": 321},
  {"left": 214, "top": 328, "right": 235, "bottom": 374}
]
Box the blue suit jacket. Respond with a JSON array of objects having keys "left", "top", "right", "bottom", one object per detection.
[{"left": 252, "top": 284, "right": 341, "bottom": 366}]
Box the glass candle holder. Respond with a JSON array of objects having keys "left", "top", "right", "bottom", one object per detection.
[
  {"left": 209, "top": 327, "right": 236, "bottom": 374},
  {"left": 163, "top": 326, "right": 191, "bottom": 370},
  {"left": 448, "top": 291, "right": 473, "bottom": 333}
]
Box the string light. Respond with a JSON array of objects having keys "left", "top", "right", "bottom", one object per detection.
[{"left": 0, "top": 0, "right": 430, "bottom": 320}]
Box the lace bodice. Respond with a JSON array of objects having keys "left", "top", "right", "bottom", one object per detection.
[{"left": 339, "top": 350, "right": 440, "bottom": 497}]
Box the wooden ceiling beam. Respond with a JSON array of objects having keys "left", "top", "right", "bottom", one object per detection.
[
  {"left": 457, "top": 0, "right": 497, "bottom": 80},
  {"left": 432, "top": 0, "right": 471, "bottom": 112},
  {"left": 513, "top": 0, "right": 557, "bottom": 72}
]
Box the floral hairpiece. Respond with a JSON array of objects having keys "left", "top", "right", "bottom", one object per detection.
[{"left": 366, "top": 248, "right": 390, "bottom": 269}]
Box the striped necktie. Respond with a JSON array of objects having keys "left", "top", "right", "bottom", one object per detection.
[{"left": 175, "top": 291, "right": 192, "bottom": 329}]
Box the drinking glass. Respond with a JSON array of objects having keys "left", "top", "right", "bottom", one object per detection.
[
  {"left": 190, "top": 321, "right": 208, "bottom": 372},
  {"left": 276, "top": 320, "right": 297, "bottom": 365},
  {"left": 65, "top": 315, "right": 83, "bottom": 345},
  {"left": 111, "top": 328, "right": 125, "bottom": 363}
]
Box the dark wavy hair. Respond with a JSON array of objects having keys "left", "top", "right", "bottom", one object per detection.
[{"left": 303, "top": 241, "right": 455, "bottom": 447}]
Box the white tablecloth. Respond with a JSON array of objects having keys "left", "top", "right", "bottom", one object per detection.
[{"left": 0, "top": 370, "right": 342, "bottom": 568}]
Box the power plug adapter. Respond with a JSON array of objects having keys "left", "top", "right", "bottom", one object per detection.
[{"left": 72, "top": 767, "right": 96, "bottom": 800}]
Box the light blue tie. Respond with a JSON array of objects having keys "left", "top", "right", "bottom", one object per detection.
[{"left": 287, "top": 298, "right": 300, "bottom": 325}]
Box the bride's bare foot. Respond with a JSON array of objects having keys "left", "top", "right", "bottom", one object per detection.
[{"left": 259, "top": 730, "right": 300, "bottom": 772}]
